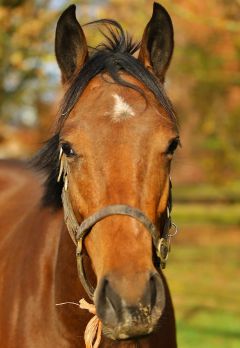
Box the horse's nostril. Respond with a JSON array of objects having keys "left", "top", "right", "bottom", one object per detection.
[
  {"left": 140, "top": 273, "right": 158, "bottom": 312},
  {"left": 95, "top": 277, "right": 107, "bottom": 320},
  {"left": 98, "top": 277, "right": 108, "bottom": 304},
  {"left": 149, "top": 273, "right": 157, "bottom": 310},
  {"left": 105, "top": 279, "right": 122, "bottom": 314},
  {"left": 96, "top": 277, "right": 122, "bottom": 325}
]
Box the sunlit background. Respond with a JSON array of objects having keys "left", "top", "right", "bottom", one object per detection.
[{"left": 0, "top": 1, "right": 239, "bottom": 347}]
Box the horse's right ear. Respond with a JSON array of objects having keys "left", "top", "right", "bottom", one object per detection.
[
  {"left": 138, "top": 2, "right": 174, "bottom": 83},
  {"left": 55, "top": 5, "right": 88, "bottom": 84}
]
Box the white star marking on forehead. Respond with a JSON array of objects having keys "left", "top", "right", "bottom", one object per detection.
[{"left": 111, "top": 93, "right": 135, "bottom": 122}]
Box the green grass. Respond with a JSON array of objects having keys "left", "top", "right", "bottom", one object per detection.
[
  {"left": 165, "top": 183, "right": 240, "bottom": 346},
  {"left": 177, "top": 314, "right": 240, "bottom": 348},
  {"left": 170, "top": 181, "right": 240, "bottom": 226},
  {"left": 174, "top": 182, "right": 240, "bottom": 203},
  {"left": 172, "top": 203, "right": 240, "bottom": 226},
  {"left": 166, "top": 231, "right": 240, "bottom": 348}
]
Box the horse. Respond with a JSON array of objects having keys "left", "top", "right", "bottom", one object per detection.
[{"left": 0, "top": 3, "right": 180, "bottom": 347}]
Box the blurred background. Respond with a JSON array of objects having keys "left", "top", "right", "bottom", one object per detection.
[{"left": 0, "top": 0, "right": 239, "bottom": 347}]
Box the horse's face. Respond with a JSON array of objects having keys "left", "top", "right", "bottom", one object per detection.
[
  {"left": 55, "top": 3, "right": 179, "bottom": 340},
  {"left": 60, "top": 76, "right": 178, "bottom": 337}
]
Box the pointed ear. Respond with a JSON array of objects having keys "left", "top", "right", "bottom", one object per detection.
[
  {"left": 55, "top": 5, "right": 88, "bottom": 84},
  {"left": 138, "top": 2, "right": 174, "bottom": 83}
]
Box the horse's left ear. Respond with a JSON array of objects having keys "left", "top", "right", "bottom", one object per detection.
[
  {"left": 55, "top": 5, "right": 88, "bottom": 84},
  {"left": 138, "top": 2, "right": 174, "bottom": 83}
]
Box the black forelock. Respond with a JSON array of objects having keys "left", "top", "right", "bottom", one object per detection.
[{"left": 32, "top": 19, "right": 177, "bottom": 209}]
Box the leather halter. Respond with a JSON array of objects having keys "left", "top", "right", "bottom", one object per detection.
[{"left": 58, "top": 152, "right": 178, "bottom": 299}]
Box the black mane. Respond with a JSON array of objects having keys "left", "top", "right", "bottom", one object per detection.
[{"left": 32, "top": 19, "right": 176, "bottom": 209}]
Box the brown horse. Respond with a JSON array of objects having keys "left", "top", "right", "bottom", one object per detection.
[{"left": 0, "top": 3, "right": 180, "bottom": 347}]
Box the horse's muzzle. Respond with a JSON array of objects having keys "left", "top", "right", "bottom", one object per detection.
[{"left": 94, "top": 272, "right": 165, "bottom": 340}]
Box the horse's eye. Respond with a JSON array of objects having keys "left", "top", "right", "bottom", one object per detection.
[
  {"left": 61, "top": 142, "right": 76, "bottom": 158},
  {"left": 166, "top": 137, "right": 180, "bottom": 156}
]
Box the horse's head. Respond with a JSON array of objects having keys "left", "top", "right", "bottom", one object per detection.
[{"left": 40, "top": 2, "right": 180, "bottom": 341}]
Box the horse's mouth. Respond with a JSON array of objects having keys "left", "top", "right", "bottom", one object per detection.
[
  {"left": 96, "top": 281, "right": 165, "bottom": 341},
  {"left": 101, "top": 319, "right": 155, "bottom": 341}
]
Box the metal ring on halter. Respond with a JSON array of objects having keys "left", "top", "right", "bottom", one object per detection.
[
  {"left": 166, "top": 206, "right": 170, "bottom": 218},
  {"left": 167, "top": 222, "right": 178, "bottom": 237}
]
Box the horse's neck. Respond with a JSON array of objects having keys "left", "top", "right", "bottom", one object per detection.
[{"left": 55, "top": 222, "right": 82, "bottom": 302}]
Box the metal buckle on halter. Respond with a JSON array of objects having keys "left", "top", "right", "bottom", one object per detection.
[
  {"left": 157, "top": 238, "right": 169, "bottom": 269},
  {"left": 157, "top": 206, "right": 178, "bottom": 269}
]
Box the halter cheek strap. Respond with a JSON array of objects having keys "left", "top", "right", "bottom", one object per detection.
[{"left": 59, "top": 153, "right": 178, "bottom": 299}]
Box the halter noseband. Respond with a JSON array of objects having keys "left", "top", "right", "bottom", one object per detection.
[{"left": 58, "top": 152, "right": 178, "bottom": 299}]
